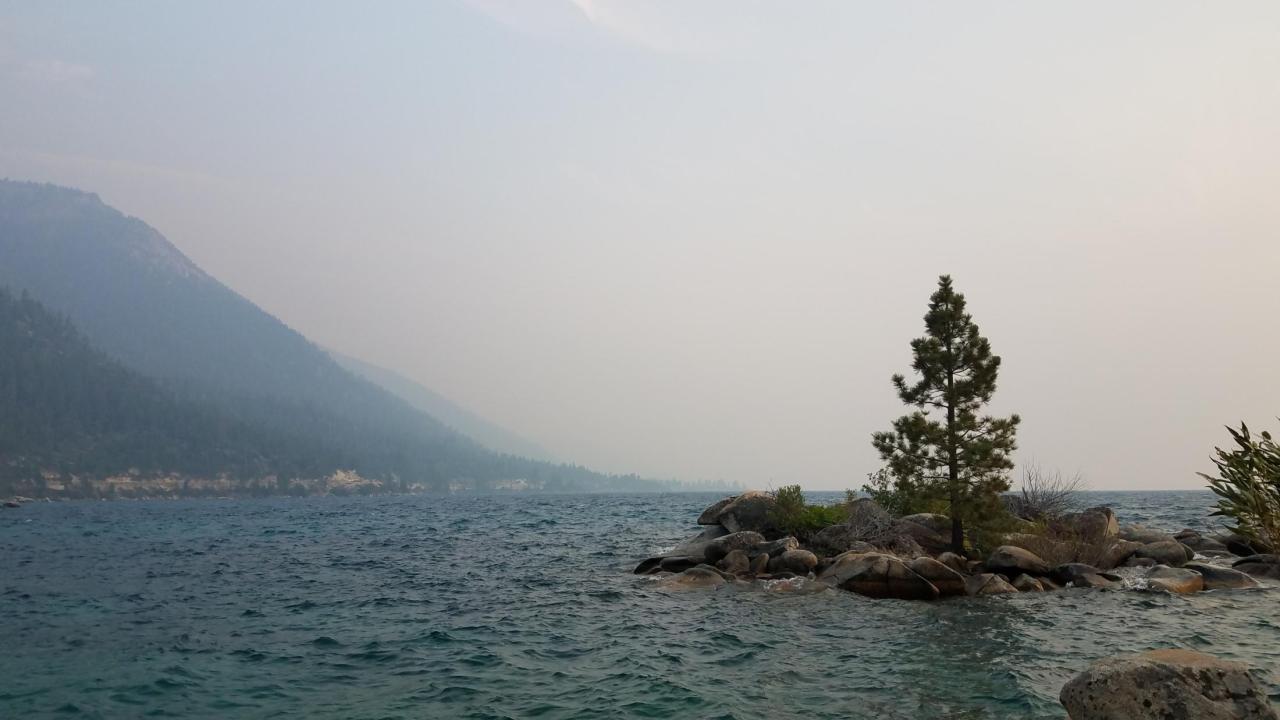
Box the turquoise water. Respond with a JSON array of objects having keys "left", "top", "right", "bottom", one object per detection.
[{"left": 1, "top": 491, "right": 1276, "bottom": 719}]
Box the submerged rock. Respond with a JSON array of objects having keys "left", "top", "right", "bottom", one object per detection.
[
  {"left": 657, "top": 565, "right": 730, "bottom": 590},
  {"left": 818, "top": 552, "right": 939, "bottom": 600},
  {"left": 1144, "top": 566, "right": 1205, "bottom": 594},
  {"left": 985, "top": 546, "right": 1051, "bottom": 577},
  {"left": 1051, "top": 563, "right": 1120, "bottom": 589},
  {"left": 1059, "top": 648, "right": 1278, "bottom": 719},
  {"left": 1184, "top": 562, "right": 1260, "bottom": 591},
  {"left": 965, "top": 573, "right": 1018, "bottom": 596}
]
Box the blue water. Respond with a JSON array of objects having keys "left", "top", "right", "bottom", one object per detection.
[{"left": 1, "top": 491, "right": 1276, "bottom": 719}]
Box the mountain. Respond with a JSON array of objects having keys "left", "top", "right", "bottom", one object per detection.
[
  {"left": 0, "top": 180, "right": 676, "bottom": 495},
  {"left": 330, "top": 350, "right": 555, "bottom": 461}
]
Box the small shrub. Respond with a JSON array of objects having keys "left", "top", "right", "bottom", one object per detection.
[
  {"left": 1201, "top": 422, "right": 1280, "bottom": 551},
  {"left": 1007, "top": 463, "right": 1086, "bottom": 521},
  {"left": 770, "top": 484, "right": 847, "bottom": 541}
]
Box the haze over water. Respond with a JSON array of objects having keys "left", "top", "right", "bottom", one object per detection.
[{"left": 3, "top": 2, "right": 1279, "bottom": 489}]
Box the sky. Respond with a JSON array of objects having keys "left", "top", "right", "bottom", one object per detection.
[{"left": 1, "top": 1, "right": 1278, "bottom": 490}]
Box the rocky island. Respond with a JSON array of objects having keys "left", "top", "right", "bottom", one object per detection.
[{"left": 635, "top": 490, "right": 1278, "bottom": 599}]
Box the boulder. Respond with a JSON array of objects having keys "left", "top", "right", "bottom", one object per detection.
[
  {"left": 1134, "top": 540, "right": 1194, "bottom": 568},
  {"left": 1012, "top": 574, "right": 1045, "bottom": 592},
  {"left": 880, "top": 533, "right": 927, "bottom": 559},
  {"left": 1232, "top": 554, "right": 1280, "bottom": 580},
  {"left": 896, "top": 514, "right": 952, "bottom": 553},
  {"left": 986, "top": 546, "right": 1051, "bottom": 576},
  {"left": 1124, "top": 556, "right": 1157, "bottom": 569},
  {"left": 1145, "top": 566, "right": 1205, "bottom": 594},
  {"left": 965, "top": 573, "right": 1018, "bottom": 596},
  {"left": 1218, "top": 533, "right": 1274, "bottom": 558},
  {"left": 749, "top": 553, "right": 769, "bottom": 576},
  {"left": 818, "top": 552, "right": 940, "bottom": 600},
  {"left": 769, "top": 549, "right": 818, "bottom": 575},
  {"left": 712, "top": 491, "right": 780, "bottom": 535},
  {"left": 1176, "top": 531, "right": 1230, "bottom": 555},
  {"left": 703, "top": 531, "right": 767, "bottom": 564},
  {"left": 750, "top": 536, "right": 799, "bottom": 559},
  {"left": 717, "top": 549, "right": 750, "bottom": 575},
  {"left": 657, "top": 565, "right": 729, "bottom": 590},
  {"left": 1119, "top": 524, "right": 1175, "bottom": 545},
  {"left": 1184, "top": 561, "right": 1261, "bottom": 591},
  {"left": 633, "top": 525, "right": 732, "bottom": 573},
  {"left": 809, "top": 524, "right": 877, "bottom": 557},
  {"left": 669, "top": 525, "right": 731, "bottom": 559},
  {"left": 1055, "top": 507, "right": 1119, "bottom": 540},
  {"left": 1097, "top": 540, "right": 1142, "bottom": 571},
  {"left": 1052, "top": 563, "right": 1120, "bottom": 589},
  {"left": 908, "top": 557, "right": 967, "bottom": 597},
  {"left": 696, "top": 496, "right": 736, "bottom": 525},
  {"left": 1059, "top": 648, "right": 1278, "bottom": 719},
  {"left": 936, "top": 551, "right": 970, "bottom": 575}
]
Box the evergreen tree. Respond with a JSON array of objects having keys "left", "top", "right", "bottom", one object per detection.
[{"left": 872, "top": 275, "right": 1021, "bottom": 553}]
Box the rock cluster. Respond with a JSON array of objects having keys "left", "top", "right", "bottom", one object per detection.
[{"left": 635, "top": 492, "right": 1277, "bottom": 601}]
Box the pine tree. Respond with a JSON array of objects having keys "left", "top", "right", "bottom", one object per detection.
[{"left": 872, "top": 275, "right": 1021, "bottom": 553}]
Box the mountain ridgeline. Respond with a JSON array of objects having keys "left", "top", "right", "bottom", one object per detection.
[{"left": 0, "top": 180, "right": 705, "bottom": 498}]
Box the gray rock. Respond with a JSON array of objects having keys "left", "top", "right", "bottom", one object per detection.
[
  {"left": 1145, "top": 565, "right": 1205, "bottom": 594},
  {"left": 749, "top": 553, "right": 769, "bottom": 576},
  {"left": 1232, "top": 554, "right": 1280, "bottom": 580},
  {"left": 1184, "top": 561, "right": 1261, "bottom": 590},
  {"left": 1176, "top": 531, "right": 1230, "bottom": 555},
  {"left": 986, "top": 545, "right": 1051, "bottom": 576},
  {"left": 750, "top": 536, "right": 799, "bottom": 559},
  {"left": 1012, "top": 574, "right": 1045, "bottom": 592},
  {"left": 809, "top": 524, "right": 877, "bottom": 557},
  {"left": 1134, "top": 540, "right": 1194, "bottom": 568},
  {"left": 1059, "top": 648, "right": 1277, "bottom": 719},
  {"left": 895, "top": 514, "right": 952, "bottom": 553},
  {"left": 669, "top": 525, "right": 730, "bottom": 560},
  {"left": 1098, "top": 539, "right": 1143, "bottom": 570},
  {"left": 1054, "top": 506, "right": 1119, "bottom": 540},
  {"left": 703, "top": 531, "right": 767, "bottom": 564},
  {"left": 818, "top": 552, "right": 940, "bottom": 600},
  {"left": 696, "top": 497, "right": 736, "bottom": 525},
  {"left": 1124, "top": 556, "right": 1157, "bottom": 569},
  {"left": 769, "top": 549, "right": 818, "bottom": 575},
  {"left": 908, "top": 556, "right": 966, "bottom": 596},
  {"left": 965, "top": 573, "right": 1018, "bottom": 596},
  {"left": 713, "top": 491, "right": 780, "bottom": 535},
  {"left": 717, "top": 549, "right": 751, "bottom": 575},
  {"left": 1218, "top": 534, "right": 1274, "bottom": 558},
  {"left": 1051, "top": 563, "right": 1120, "bottom": 589}
]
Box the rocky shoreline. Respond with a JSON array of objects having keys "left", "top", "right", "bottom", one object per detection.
[{"left": 634, "top": 490, "right": 1280, "bottom": 598}]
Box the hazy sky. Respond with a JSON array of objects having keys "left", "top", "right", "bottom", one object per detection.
[{"left": 2, "top": 1, "right": 1278, "bottom": 490}]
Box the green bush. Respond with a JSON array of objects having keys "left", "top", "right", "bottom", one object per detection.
[
  {"left": 771, "top": 484, "right": 847, "bottom": 540},
  {"left": 1201, "top": 422, "right": 1280, "bottom": 550}
]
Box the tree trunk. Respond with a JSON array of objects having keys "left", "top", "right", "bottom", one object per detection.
[{"left": 946, "top": 351, "right": 963, "bottom": 554}]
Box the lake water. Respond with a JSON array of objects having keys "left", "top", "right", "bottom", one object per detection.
[{"left": 1, "top": 491, "right": 1276, "bottom": 719}]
